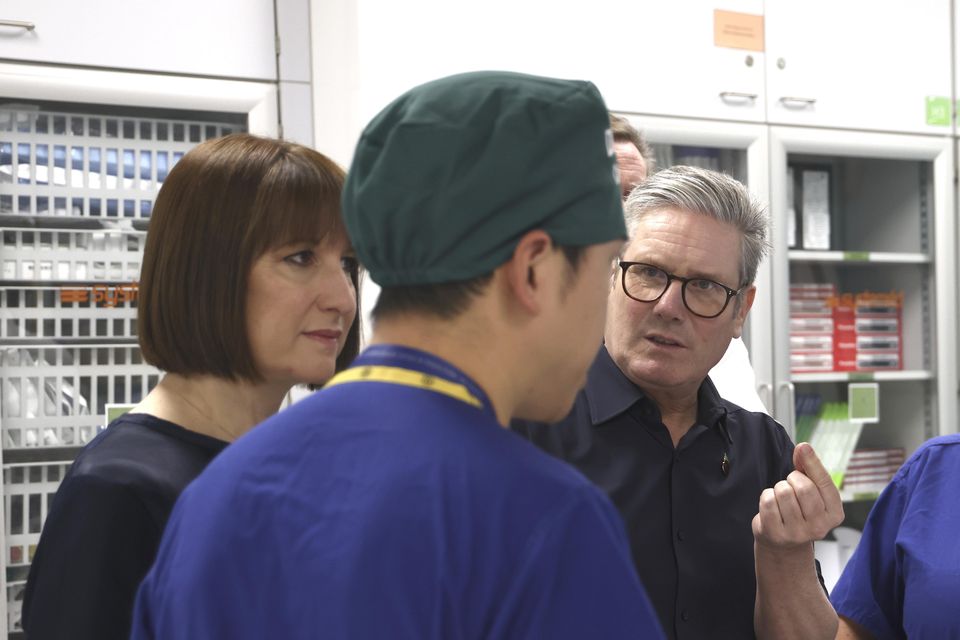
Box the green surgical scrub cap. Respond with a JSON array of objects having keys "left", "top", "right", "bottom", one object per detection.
[{"left": 343, "top": 70, "right": 626, "bottom": 286}]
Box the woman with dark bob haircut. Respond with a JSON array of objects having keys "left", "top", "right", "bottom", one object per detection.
[{"left": 22, "top": 134, "right": 360, "bottom": 640}]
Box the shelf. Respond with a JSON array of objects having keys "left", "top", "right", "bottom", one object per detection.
[
  {"left": 788, "top": 250, "right": 930, "bottom": 264},
  {"left": 793, "top": 370, "right": 932, "bottom": 383},
  {"left": 0, "top": 214, "right": 149, "bottom": 232}
]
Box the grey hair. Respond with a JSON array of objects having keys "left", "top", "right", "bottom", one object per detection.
[{"left": 622, "top": 165, "right": 770, "bottom": 287}]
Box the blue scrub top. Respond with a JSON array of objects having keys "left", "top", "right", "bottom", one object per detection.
[
  {"left": 830, "top": 434, "right": 960, "bottom": 639},
  {"left": 132, "top": 345, "right": 663, "bottom": 639}
]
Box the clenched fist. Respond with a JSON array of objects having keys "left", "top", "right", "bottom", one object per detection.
[{"left": 752, "top": 443, "right": 844, "bottom": 548}]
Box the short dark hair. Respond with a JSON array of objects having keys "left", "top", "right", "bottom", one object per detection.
[
  {"left": 371, "top": 244, "right": 586, "bottom": 322},
  {"left": 139, "top": 133, "right": 360, "bottom": 380},
  {"left": 609, "top": 113, "right": 656, "bottom": 173}
]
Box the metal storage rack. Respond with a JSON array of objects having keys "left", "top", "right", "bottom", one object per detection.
[
  {"left": 768, "top": 128, "right": 956, "bottom": 501},
  {"left": 0, "top": 100, "right": 244, "bottom": 635}
]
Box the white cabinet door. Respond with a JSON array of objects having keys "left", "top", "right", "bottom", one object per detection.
[
  {"left": 597, "top": 1, "right": 766, "bottom": 123},
  {"left": 0, "top": 0, "right": 276, "bottom": 80},
  {"left": 766, "top": 0, "right": 951, "bottom": 134},
  {"left": 353, "top": 0, "right": 765, "bottom": 124}
]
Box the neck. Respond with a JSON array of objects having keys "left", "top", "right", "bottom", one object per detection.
[
  {"left": 371, "top": 313, "right": 518, "bottom": 426},
  {"left": 641, "top": 384, "right": 700, "bottom": 447},
  {"left": 132, "top": 373, "right": 290, "bottom": 442}
]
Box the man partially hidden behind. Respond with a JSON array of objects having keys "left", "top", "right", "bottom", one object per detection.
[
  {"left": 131, "top": 71, "right": 664, "bottom": 639},
  {"left": 609, "top": 112, "right": 655, "bottom": 198},
  {"left": 514, "top": 166, "right": 844, "bottom": 640}
]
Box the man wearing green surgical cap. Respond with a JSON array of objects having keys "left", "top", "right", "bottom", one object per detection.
[{"left": 129, "top": 71, "right": 664, "bottom": 639}]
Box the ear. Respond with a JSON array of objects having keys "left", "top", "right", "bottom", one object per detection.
[
  {"left": 731, "top": 285, "right": 756, "bottom": 338},
  {"left": 502, "top": 229, "right": 554, "bottom": 315}
]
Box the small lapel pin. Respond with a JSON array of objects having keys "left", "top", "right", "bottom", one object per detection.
[{"left": 721, "top": 452, "right": 730, "bottom": 476}]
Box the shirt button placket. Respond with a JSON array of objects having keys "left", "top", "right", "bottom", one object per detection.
[{"left": 672, "top": 450, "right": 687, "bottom": 636}]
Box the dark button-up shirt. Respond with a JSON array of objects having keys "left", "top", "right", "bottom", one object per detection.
[{"left": 512, "top": 346, "right": 794, "bottom": 640}]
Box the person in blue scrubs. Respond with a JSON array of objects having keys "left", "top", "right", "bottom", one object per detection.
[
  {"left": 131, "top": 71, "right": 664, "bottom": 639},
  {"left": 831, "top": 434, "right": 960, "bottom": 639}
]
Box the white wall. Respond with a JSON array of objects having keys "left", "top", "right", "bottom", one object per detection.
[{"left": 308, "top": 0, "right": 668, "bottom": 336}]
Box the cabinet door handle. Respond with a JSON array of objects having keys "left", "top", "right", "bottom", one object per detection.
[
  {"left": 719, "top": 91, "right": 758, "bottom": 103},
  {"left": 756, "top": 382, "right": 773, "bottom": 412},
  {"left": 0, "top": 19, "right": 35, "bottom": 31},
  {"left": 779, "top": 96, "right": 817, "bottom": 108},
  {"left": 776, "top": 381, "right": 797, "bottom": 440}
]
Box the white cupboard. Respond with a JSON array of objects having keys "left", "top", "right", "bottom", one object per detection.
[
  {"left": 0, "top": 0, "right": 276, "bottom": 80},
  {"left": 765, "top": 0, "right": 952, "bottom": 135}
]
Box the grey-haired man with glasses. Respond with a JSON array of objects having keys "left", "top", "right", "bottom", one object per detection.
[{"left": 513, "top": 166, "right": 843, "bottom": 640}]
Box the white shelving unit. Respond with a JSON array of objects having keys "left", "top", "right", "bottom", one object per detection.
[
  {"left": 769, "top": 128, "right": 956, "bottom": 501},
  {"left": 0, "top": 63, "right": 278, "bottom": 638}
]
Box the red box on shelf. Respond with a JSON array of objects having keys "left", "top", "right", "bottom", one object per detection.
[
  {"left": 831, "top": 292, "right": 903, "bottom": 372},
  {"left": 789, "top": 283, "right": 838, "bottom": 373}
]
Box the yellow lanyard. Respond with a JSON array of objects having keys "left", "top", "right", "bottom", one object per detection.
[{"left": 323, "top": 365, "right": 483, "bottom": 409}]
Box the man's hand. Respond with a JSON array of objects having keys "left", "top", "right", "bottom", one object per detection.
[{"left": 752, "top": 443, "right": 844, "bottom": 548}]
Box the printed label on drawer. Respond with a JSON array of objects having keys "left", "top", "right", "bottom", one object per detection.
[
  {"left": 856, "top": 352, "right": 900, "bottom": 370},
  {"left": 855, "top": 318, "right": 899, "bottom": 334},
  {"left": 790, "top": 284, "right": 836, "bottom": 299},
  {"left": 855, "top": 303, "right": 900, "bottom": 316},
  {"left": 790, "top": 335, "right": 833, "bottom": 351},
  {"left": 790, "top": 352, "right": 833, "bottom": 371},
  {"left": 856, "top": 335, "right": 900, "bottom": 351},
  {"left": 790, "top": 299, "right": 832, "bottom": 314},
  {"left": 790, "top": 317, "right": 834, "bottom": 333}
]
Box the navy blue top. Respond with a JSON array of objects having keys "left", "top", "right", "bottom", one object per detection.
[
  {"left": 22, "top": 413, "right": 227, "bottom": 640},
  {"left": 132, "top": 345, "right": 664, "bottom": 639},
  {"left": 513, "top": 346, "right": 796, "bottom": 640},
  {"left": 831, "top": 434, "right": 960, "bottom": 639}
]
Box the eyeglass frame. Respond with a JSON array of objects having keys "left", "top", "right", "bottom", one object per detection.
[{"left": 618, "top": 260, "right": 743, "bottom": 319}]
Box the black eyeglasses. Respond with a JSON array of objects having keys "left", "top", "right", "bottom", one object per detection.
[{"left": 618, "top": 261, "right": 742, "bottom": 319}]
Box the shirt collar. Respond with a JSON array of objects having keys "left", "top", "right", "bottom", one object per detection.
[
  {"left": 584, "top": 345, "right": 646, "bottom": 425},
  {"left": 697, "top": 376, "right": 733, "bottom": 444},
  {"left": 584, "top": 345, "right": 732, "bottom": 443}
]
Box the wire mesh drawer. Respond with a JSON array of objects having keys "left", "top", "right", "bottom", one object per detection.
[
  {"left": 2, "top": 462, "right": 70, "bottom": 568},
  {"left": 1, "top": 226, "right": 145, "bottom": 281},
  {"left": 1, "top": 107, "right": 244, "bottom": 220},
  {"left": 0, "top": 345, "right": 160, "bottom": 449},
  {"left": 2, "top": 461, "right": 71, "bottom": 632},
  {"left": 7, "top": 579, "right": 25, "bottom": 633},
  {"left": 1, "top": 101, "right": 245, "bottom": 632},
  {"left": 0, "top": 285, "right": 139, "bottom": 341}
]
